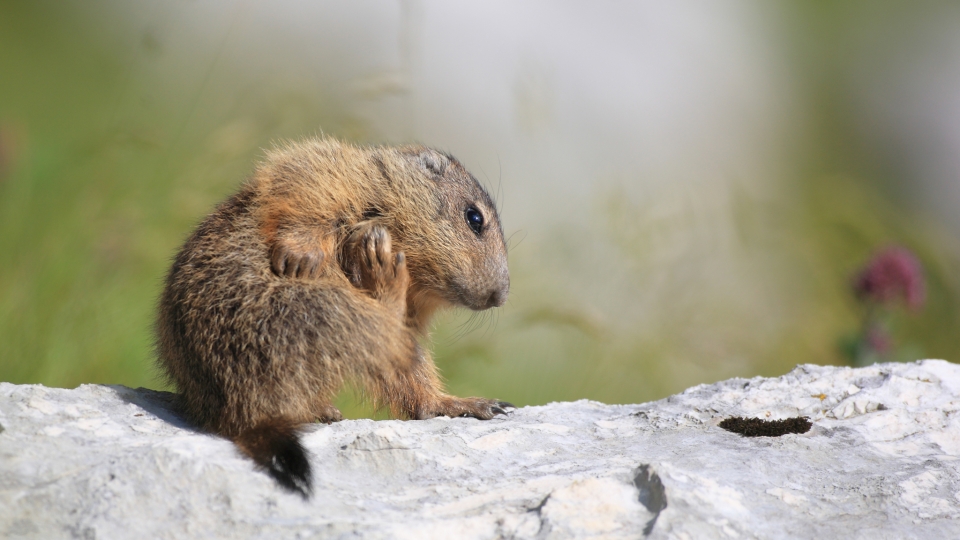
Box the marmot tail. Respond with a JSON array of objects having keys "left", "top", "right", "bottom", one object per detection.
[{"left": 233, "top": 419, "right": 312, "bottom": 498}]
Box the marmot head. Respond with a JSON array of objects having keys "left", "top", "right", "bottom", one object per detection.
[{"left": 381, "top": 146, "right": 510, "bottom": 313}]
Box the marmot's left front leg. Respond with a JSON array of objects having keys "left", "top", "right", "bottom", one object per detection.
[
  {"left": 341, "top": 224, "right": 512, "bottom": 421},
  {"left": 269, "top": 231, "right": 328, "bottom": 279},
  {"left": 342, "top": 223, "right": 409, "bottom": 320},
  {"left": 261, "top": 206, "right": 332, "bottom": 280}
]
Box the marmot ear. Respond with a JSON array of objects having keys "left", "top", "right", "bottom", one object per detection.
[{"left": 404, "top": 148, "right": 449, "bottom": 177}]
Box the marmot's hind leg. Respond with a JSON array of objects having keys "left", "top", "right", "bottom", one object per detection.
[
  {"left": 313, "top": 402, "right": 343, "bottom": 424},
  {"left": 416, "top": 395, "right": 515, "bottom": 420},
  {"left": 369, "top": 351, "right": 514, "bottom": 420}
]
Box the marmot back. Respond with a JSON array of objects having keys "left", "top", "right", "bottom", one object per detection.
[{"left": 156, "top": 137, "right": 511, "bottom": 497}]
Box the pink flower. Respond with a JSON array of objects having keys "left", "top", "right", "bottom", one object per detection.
[{"left": 853, "top": 246, "right": 925, "bottom": 310}]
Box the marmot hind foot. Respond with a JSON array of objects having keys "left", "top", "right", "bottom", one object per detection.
[
  {"left": 314, "top": 403, "right": 343, "bottom": 424},
  {"left": 416, "top": 397, "right": 516, "bottom": 420}
]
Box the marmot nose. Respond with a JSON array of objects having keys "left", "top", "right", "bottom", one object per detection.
[{"left": 485, "top": 288, "right": 508, "bottom": 308}]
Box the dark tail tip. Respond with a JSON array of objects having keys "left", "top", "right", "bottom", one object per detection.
[{"left": 234, "top": 420, "right": 312, "bottom": 499}]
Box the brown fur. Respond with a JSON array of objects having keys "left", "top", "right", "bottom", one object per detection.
[{"left": 156, "top": 137, "right": 511, "bottom": 496}]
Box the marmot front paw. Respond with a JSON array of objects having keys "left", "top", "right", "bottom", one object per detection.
[
  {"left": 270, "top": 239, "right": 325, "bottom": 279},
  {"left": 344, "top": 224, "right": 410, "bottom": 315}
]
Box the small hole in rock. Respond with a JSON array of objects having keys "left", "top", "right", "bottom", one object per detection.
[{"left": 719, "top": 416, "right": 811, "bottom": 437}]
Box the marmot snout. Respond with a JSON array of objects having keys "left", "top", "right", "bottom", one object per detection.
[{"left": 156, "top": 137, "right": 512, "bottom": 497}]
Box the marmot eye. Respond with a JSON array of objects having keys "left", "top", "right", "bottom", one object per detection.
[{"left": 465, "top": 207, "right": 484, "bottom": 235}]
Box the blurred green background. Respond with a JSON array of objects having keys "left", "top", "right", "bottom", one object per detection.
[{"left": 2, "top": 1, "right": 959, "bottom": 418}]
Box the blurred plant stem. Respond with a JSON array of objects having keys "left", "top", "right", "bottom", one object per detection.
[{"left": 842, "top": 246, "right": 927, "bottom": 367}]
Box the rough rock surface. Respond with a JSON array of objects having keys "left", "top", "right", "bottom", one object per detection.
[{"left": 2, "top": 360, "right": 960, "bottom": 539}]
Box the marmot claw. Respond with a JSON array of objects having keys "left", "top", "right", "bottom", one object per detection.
[
  {"left": 344, "top": 225, "right": 410, "bottom": 312},
  {"left": 270, "top": 241, "right": 324, "bottom": 279},
  {"left": 419, "top": 397, "right": 513, "bottom": 420}
]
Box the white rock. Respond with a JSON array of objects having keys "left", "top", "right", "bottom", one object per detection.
[{"left": 2, "top": 360, "right": 960, "bottom": 539}]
